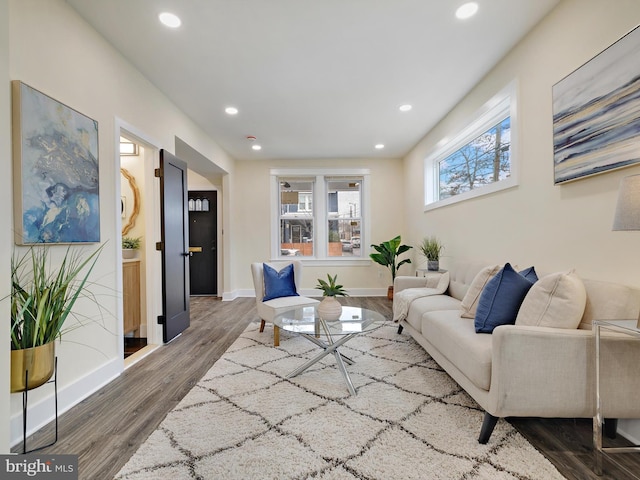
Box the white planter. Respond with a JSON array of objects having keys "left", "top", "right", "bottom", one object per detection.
[
  {"left": 317, "top": 296, "right": 343, "bottom": 321},
  {"left": 122, "top": 249, "right": 139, "bottom": 259}
]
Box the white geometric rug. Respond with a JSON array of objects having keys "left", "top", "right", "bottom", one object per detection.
[{"left": 115, "top": 322, "right": 565, "bottom": 480}]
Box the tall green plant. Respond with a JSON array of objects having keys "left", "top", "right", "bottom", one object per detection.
[
  {"left": 369, "top": 235, "right": 412, "bottom": 282},
  {"left": 10, "top": 245, "right": 103, "bottom": 350}
]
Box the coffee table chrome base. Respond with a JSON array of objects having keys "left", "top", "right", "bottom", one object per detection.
[{"left": 286, "top": 319, "right": 359, "bottom": 396}]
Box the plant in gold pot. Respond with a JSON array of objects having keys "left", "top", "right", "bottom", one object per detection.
[
  {"left": 316, "top": 274, "right": 348, "bottom": 321},
  {"left": 10, "top": 245, "right": 103, "bottom": 392}
]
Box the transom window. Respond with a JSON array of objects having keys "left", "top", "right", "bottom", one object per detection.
[
  {"left": 425, "top": 82, "right": 518, "bottom": 210},
  {"left": 438, "top": 117, "right": 511, "bottom": 200},
  {"left": 271, "top": 169, "right": 369, "bottom": 262}
]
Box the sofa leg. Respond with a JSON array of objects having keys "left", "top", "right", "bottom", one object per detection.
[
  {"left": 274, "top": 325, "right": 280, "bottom": 347},
  {"left": 604, "top": 418, "right": 618, "bottom": 439},
  {"left": 397, "top": 324, "right": 404, "bottom": 334},
  {"left": 478, "top": 412, "right": 499, "bottom": 444},
  {"left": 259, "top": 319, "right": 266, "bottom": 333}
]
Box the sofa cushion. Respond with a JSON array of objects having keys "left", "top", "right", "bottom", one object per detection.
[
  {"left": 516, "top": 270, "right": 587, "bottom": 329},
  {"left": 422, "top": 310, "right": 493, "bottom": 391},
  {"left": 475, "top": 263, "right": 536, "bottom": 333},
  {"left": 460, "top": 265, "right": 501, "bottom": 318},
  {"left": 406, "top": 295, "right": 461, "bottom": 332},
  {"left": 262, "top": 263, "right": 299, "bottom": 301}
]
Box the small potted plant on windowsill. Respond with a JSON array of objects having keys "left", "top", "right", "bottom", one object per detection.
[
  {"left": 122, "top": 236, "right": 141, "bottom": 259},
  {"left": 316, "top": 274, "right": 349, "bottom": 321}
]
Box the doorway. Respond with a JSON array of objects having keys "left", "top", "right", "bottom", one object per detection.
[
  {"left": 188, "top": 190, "right": 218, "bottom": 296},
  {"left": 117, "top": 122, "right": 166, "bottom": 366}
]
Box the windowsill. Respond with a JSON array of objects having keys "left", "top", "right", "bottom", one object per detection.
[
  {"left": 272, "top": 258, "right": 372, "bottom": 267},
  {"left": 424, "top": 177, "right": 518, "bottom": 211}
]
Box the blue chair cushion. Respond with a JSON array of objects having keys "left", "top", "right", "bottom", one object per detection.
[
  {"left": 262, "top": 263, "right": 299, "bottom": 301},
  {"left": 475, "top": 263, "right": 536, "bottom": 333}
]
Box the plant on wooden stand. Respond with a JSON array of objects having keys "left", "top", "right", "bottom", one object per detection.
[
  {"left": 316, "top": 274, "right": 349, "bottom": 321},
  {"left": 10, "top": 244, "right": 103, "bottom": 392},
  {"left": 369, "top": 235, "right": 412, "bottom": 299}
]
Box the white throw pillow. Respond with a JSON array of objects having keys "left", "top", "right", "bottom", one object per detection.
[
  {"left": 515, "top": 270, "right": 586, "bottom": 329},
  {"left": 460, "top": 265, "right": 501, "bottom": 318},
  {"left": 425, "top": 271, "right": 450, "bottom": 293}
]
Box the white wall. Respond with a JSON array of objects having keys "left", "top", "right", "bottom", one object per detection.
[
  {"left": 0, "top": 0, "right": 11, "bottom": 453},
  {"left": 404, "top": 0, "right": 640, "bottom": 280},
  {"left": 6, "top": 0, "right": 233, "bottom": 446},
  {"left": 231, "top": 157, "right": 406, "bottom": 296},
  {"left": 402, "top": 0, "right": 640, "bottom": 440}
]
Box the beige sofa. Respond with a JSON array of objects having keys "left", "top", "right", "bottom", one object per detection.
[{"left": 394, "top": 260, "right": 640, "bottom": 443}]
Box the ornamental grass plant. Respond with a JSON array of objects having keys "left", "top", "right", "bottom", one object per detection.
[{"left": 10, "top": 245, "right": 103, "bottom": 350}]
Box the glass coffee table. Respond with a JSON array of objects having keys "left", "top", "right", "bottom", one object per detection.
[{"left": 273, "top": 305, "right": 386, "bottom": 395}]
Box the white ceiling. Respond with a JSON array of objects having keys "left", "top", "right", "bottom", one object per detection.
[{"left": 66, "top": 0, "right": 560, "bottom": 162}]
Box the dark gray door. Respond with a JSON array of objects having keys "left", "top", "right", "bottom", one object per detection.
[
  {"left": 188, "top": 190, "right": 217, "bottom": 295},
  {"left": 159, "top": 149, "right": 190, "bottom": 342}
]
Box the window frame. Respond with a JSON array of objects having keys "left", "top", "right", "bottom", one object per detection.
[
  {"left": 424, "top": 82, "right": 519, "bottom": 211},
  {"left": 271, "top": 168, "right": 371, "bottom": 266}
]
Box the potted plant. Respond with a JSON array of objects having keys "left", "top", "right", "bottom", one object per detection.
[
  {"left": 316, "top": 274, "right": 348, "bottom": 321},
  {"left": 122, "top": 236, "right": 141, "bottom": 259},
  {"left": 369, "top": 235, "right": 412, "bottom": 299},
  {"left": 419, "top": 236, "right": 444, "bottom": 271},
  {"left": 11, "top": 245, "right": 103, "bottom": 392}
]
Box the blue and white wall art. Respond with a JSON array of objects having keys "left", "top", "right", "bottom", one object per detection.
[
  {"left": 12, "top": 81, "right": 100, "bottom": 244},
  {"left": 553, "top": 25, "right": 640, "bottom": 184}
]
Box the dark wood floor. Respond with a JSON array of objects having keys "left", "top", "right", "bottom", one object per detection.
[{"left": 16, "top": 296, "right": 640, "bottom": 479}]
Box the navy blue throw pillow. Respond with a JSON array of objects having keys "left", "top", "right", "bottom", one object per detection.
[
  {"left": 263, "top": 263, "right": 299, "bottom": 301},
  {"left": 518, "top": 266, "right": 538, "bottom": 283},
  {"left": 474, "top": 263, "right": 536, "bottom": 334}
]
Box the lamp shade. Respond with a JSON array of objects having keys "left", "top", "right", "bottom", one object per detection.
[{"left": 613, "top": 174, "right": 640, "bottom": 231}]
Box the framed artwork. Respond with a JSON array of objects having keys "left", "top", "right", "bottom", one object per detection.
[
  {"left": 553, "top": 25, "right": 640, "bottom": 184},
  {"left": 12, "top": 81, "right": 100, "bottom": 244}
]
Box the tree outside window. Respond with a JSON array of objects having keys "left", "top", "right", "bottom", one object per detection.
[{"left": 438, "top": 117, "right": 511, "bottom": 200}]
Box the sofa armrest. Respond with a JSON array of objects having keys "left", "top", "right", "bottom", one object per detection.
[
  {"left": 394, "top": 276, "right": 428, "bottom": 293},
  {"left": 487, "top": 325, "right": 640, "bottom": 419}
]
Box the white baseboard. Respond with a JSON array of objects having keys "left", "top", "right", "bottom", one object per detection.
[
  {"left": 619, "top": 419, "right": 640, "bottom": 445},
  {"left": 10, "top": 357, "right": 122, "bottom": 448}
]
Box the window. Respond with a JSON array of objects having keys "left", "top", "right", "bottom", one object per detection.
[
  {"left": 326, "top": 179, "right": 361, "bottom": 258},
  {"left": 272, "top": 169, "right": 369, "bottom": 262},
  {"left": 279, "top": 179, "right": 314, "bottom": 257},
  {"left": 425, "top": 83, "right": 518, "bottom": 210}
]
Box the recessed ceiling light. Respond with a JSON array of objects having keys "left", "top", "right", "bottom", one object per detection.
[
  {"left": 455, "top": 2, "right": 478, "bottom": 20},
  {"left": 375, "top": 144, "right": 385, "bottom": 150},
  {"left": 159, "top": 12, "right": 181, "bottom": 28},
  {"left": 225, "top": 106, "right": 238, "bottom": 115},
  {"left": 399, "top": 104, "right": 412, "bottom": 112},
  {"left": 252, "top": 145, "right": 262, "bottom": 151}
]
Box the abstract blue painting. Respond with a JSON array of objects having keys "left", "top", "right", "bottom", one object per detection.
[
  {"left": 12, "top": 81, "right": 100, "bottom": 244},
  {"left": 553, "top": 25, "right": 640, "bottom": 184}
]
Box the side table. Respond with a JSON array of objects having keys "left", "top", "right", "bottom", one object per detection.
[
  {"left": 593, "top": 319, "right": 640, "bottom": 476},
  {"left": 415, "top": 268, "right": 447, "bottom": 277}
]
